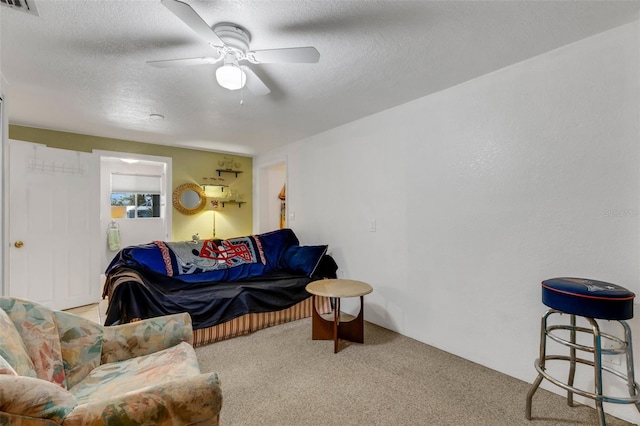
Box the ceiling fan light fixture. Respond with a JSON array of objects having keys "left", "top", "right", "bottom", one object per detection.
[{"left": 216, "top": 63, "right": 246, "bottom": 91}]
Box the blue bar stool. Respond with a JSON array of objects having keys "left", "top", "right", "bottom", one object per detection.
[{"left": 525, "top": 277, "right": 639, "bottom": 425}]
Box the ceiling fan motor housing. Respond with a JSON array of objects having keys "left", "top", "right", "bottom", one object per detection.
[{"left": 213, "top": 23, "right": 251, "bottom": 54}]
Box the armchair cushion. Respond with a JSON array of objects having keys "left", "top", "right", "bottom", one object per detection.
[
  {"left": 0, "top": 298, "right": 66, "bottom": 387},
  {"left": 65, "top": 373, "right": 222, "bottom": 426},
  {"left": 70, "top": 341, "right": 200, "bottom": 403},
  {"left": 101, "top": 313, "right": 194, "bottom": 364},
  {"left": 0, "top": 308, "right": 37, "bottom": 378},
  {"left": 0, "top": 375, "right": 77, "bottom": 423},
  {"left": 54, "top": 311, "right": 103, "bottom": 389}
]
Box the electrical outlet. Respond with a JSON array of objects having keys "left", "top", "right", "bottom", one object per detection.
[{"left": 369, "top": 219, "right": 376, "bottom": 232}]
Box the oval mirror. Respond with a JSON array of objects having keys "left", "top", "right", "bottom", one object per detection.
[{"left": 172, "top": 183, "right": 206, "bottom": 215}]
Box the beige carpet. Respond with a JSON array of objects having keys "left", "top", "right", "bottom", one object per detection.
[{"left": 195, "top": 318, "right": 635, "bottom": 426}]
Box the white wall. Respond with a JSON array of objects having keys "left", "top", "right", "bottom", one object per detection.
[{"left": 256, "top": 21, "right": 640, "bottom": 422}]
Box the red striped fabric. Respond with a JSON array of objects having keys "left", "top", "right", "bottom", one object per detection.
[{"left": 193, "top": 296, "right": 331, "bottom": 347}]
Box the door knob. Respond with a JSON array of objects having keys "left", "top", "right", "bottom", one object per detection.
[{"left": 14, "top": 241, "right": 24, "bottom": 248}]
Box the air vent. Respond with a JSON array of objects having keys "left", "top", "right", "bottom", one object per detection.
[{"left": 0, "top": 0, "right": 38, "bottom": 16}]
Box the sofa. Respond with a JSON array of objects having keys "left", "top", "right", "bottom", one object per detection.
[
  {"left": 103, "top": 228, "right": 337, "bottom": 346},
  {"left": 0, "top": 297, "right": 222, "bottom": 425}
]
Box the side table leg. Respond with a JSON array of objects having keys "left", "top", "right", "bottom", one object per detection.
[
  {"left": 337, "top": 295, "right": 365, "bottom": 343},
  {"left": 334, "top": 297, "right": 340, "bottom": 353},
  {"left": 311, "top": 295, "right": 334, "bottom": 340}
]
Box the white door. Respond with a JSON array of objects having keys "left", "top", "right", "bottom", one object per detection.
[{"left": 8, "top": 140, "right": 100, "bottom": 310}]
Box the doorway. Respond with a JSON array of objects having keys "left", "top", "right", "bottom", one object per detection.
[
  {"left": 256, "top": 160, "right": 286, "bottom": 234},
  {"left": 97, "top": 151, "right": 172, "bottom": 273}
]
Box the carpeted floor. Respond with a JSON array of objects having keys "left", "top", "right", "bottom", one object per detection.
[{"left": 195, "top": 318, "right": 636, "bottom": 426}]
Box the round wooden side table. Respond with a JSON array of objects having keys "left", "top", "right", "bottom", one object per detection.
[{"left": 305, "top": 279, "right": 373, "bottom": 353}]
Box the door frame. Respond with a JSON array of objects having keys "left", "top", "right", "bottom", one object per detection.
[
  {"left": 254, "top": 155, "right": 287, "bottom": 234},
  {"left": 95, "top": 150, "right": 172, "bottom": 273},
  {"left": 0, "top": 93, "right": 6, "bottom": 297}
]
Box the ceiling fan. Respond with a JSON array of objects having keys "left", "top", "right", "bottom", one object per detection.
[{"left": 148, "top": 0, "right": 320, "bottom": 96}]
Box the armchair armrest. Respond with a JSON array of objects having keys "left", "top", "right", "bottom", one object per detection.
[
  {"left": 63, "top": 373, "right": 222, "bottom": 425},
  {"left": 102, "top": 312, "right": 194, "bottom": 364},
  {"left": 0, "top": 375, "right": 77, "bottom": 424}
]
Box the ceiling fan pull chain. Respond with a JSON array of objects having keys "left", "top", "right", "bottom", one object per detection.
[{"left": 240, "top": 72, "right": 244, "bottom": 105}]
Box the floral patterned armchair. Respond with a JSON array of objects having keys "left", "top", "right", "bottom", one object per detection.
[{"left": 0, "top": 297, "right": 222, "bottom": 425}]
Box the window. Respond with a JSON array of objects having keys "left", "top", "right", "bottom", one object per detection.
[
  {"left": 110, "top": 173, "right": 161, "bottom": 219},
  {"left": 110, "top": 192, "right": 161, "bottom": 218}
]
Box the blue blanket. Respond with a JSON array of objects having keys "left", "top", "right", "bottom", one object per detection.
[{"left": 106, "top": 228, "right": 302, "bottom": 283}]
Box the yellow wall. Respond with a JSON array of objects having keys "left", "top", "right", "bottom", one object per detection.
[{"left": 9, "top": 125, "right": 252, "bottom": 240}]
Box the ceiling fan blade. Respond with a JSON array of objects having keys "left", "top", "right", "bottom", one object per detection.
[
  {"left": 250, "top": 47, "right": 320, "bottom": 64},
  {"left": 241, "top": 66, "right": 271, "bottom": 96},
  {"left": 161, "top": 0, "right": 224, "bottom": 46},
  {"left": 147, "top": 56, "right": 221, "bottom": 68}
]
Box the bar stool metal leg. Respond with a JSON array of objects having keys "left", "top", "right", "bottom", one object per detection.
[
  {"left": 526, "top": 310, "right": 552, "bottom": 420},
  {"left": 621, "top": 321, "right": 640, "bottom": 413},
  {"left": 586, "top": 318, "right": 606, "bottom": 426},
  {"left": 567, "top": 314, "right": 576, "bottom": 407},
  {"left": 525, "top": 374, "right": 544, "bottom": 420}
]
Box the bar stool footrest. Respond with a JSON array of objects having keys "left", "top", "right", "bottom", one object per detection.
[{"left": 534, "top": 358, "right": 640, "bottom": 404}]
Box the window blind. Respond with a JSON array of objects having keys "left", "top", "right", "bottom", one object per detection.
[{"left": 111, "top": 173, "right": 161, "bottom": 193}]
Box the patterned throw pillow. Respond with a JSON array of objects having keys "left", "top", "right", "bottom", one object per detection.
[
  {"left": 0, "top": 307, "right": 37, "bottom": 378},
  {"left": 0, "top": 298, "right": 66, "bottom": 387}
]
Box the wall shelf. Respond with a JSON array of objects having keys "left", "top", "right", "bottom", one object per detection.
[
  {"left": 216, "top": 169, "right": 243, "bottom": 178},
  {"left": 220, "top": 200, "right": 245, "bottom": 208},
  {"left": 201, "top": 183, "right": 229, "bottom": 192}
]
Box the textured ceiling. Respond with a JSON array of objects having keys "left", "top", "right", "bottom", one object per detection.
[{"left": 1, "top": 1, "right": 639, "bottom": 155}]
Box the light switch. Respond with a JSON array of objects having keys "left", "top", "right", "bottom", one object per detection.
[{"left": 369, "top": 219, "right": 376, "bottom": 232}]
